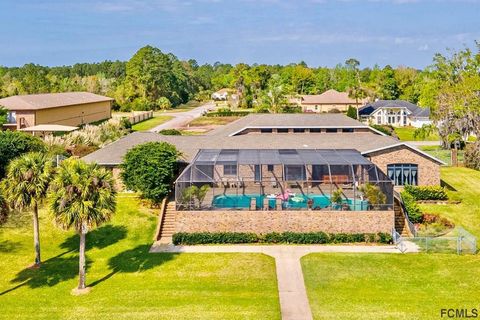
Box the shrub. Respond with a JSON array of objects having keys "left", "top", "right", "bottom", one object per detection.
[
  {"left": 0, "top": 131, "right": 46, "bottom": 179},
  {"left": 0, "top": 189, "right": 8, "bottom": 225},
  {"left": 403, "top": 185, "right": 448, "bottom": 201},
  {"left": 172, "top": 232, "right": 393, "bottom": 245},
  {"left": 121, "top": 142, "right": 179, "bottom": 204},
  {"left": 464, "top": 141, "right": 480, "bottom": 170},
  {"left": 159, "top": 129, "right": 182, "bottom": 135},
  {"left": 370, "top": 124, "right": 394, "bottom": 136},
  {"left": 400, "top": 191, "right": 422, "bottom": 223},
  {"left": 327, "top": 108, "right": 341, "bottom": 113},
  {"left": 206, "top": 109, "right": 251, "bottom": 117},
  {"left": 359, "top": 183, "right": 387, "bottom": 208},
  {"left": 346, "top": 105, "right": 357, "bottom": 119}
]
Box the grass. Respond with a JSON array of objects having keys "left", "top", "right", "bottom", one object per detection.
[
  {"left": 131, "top": 115, "right": 173, "bottom": 131},
  {"left": 159, "top": 100, "right": 204, "bottom": 113},
  {"left": 394, "top": 126, "right": 439, "bottom": 141},
  {"left": 419, "top": 146, "right": 465, "bottom": 166},
  {"left": 302, "top": 253, "right": 480, "bottom": 320},
  {"left": 0, "top": 195, "right": 280, "bottom": 319},
  {"left": 188, "top": 116, "right": 240, "bottom": 127},
  {"left": 419, "top": 166, "right": 480, "bottom": 238}
]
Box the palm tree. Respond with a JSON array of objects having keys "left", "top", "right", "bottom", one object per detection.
[
  {"left": 1, "top": 152, "right": 54, "bottom": 267},
  {"left": 49, "top": 158, "right": 116, "bottom": 292}
]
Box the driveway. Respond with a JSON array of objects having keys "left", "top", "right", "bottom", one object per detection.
[{"left": 149, "top": 101, "right": 216, "bottom": 132}]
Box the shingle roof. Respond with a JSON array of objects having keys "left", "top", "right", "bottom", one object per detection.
[
  {"left": 82, "top": 131, "right": 401, "bottom": 165},
  {"left": 0, "top": 92, "right": 114, "bottom": 111},
  {"left": 207, "top": 113, "right": 371, "bottom": 136},
  {"left": 359, "top": 100, "right": 430, "bottom": 118},
  {"left": 300, "top": 89, "right": 367, "bottom": 105}
]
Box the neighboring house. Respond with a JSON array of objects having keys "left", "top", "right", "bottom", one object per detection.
[
  {"left": 84, "top": 114, "right": 444, "bottom": 238},
  {"left": 0, "top": 92, "right": 113, "bottom": 130},
  {"left": 211, "top": 88, "right": 230, "bottom": 101},
  {"left": 359, "top": 100, "right": 432, "bottom": 128},
  {"left": 292, "top": 89, "right": 368, "bottom": 113}
]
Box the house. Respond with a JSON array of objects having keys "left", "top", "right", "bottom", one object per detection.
[
  {"left": 359, "top": 100, "right": 432, "bottom": 128},
  {"left": 292, "top": 89, "right": 368, "bottom": 113},
  {"left": 211, "top": 88, "right": 230, "bottom": 101},
  {"left": 0, "top": 92, "right": 113, "bottom": 130},
  {"left": 84, "top": 114, "right": 444, "bottom": 238}
]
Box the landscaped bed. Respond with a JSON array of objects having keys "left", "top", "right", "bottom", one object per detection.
[
  {"left": 0, "top": 195, "right": 280, "bottom": 320},
  {"left": 302, "top": 253, "right": 480, "bottom": 319}
]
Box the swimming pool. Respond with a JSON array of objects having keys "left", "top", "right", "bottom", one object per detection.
[{"left": 212, "top": 194, "right": 369, "bottom": 211}]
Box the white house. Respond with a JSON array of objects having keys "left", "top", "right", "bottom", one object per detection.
[
  {"left": 211, "top": 88, "right": 229, "bottom": 101},
  {"left": 359, "top": 100, "right": 431, "bottom": 128}
]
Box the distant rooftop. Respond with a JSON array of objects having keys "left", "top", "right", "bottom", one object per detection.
[
  {"left": 300, "top": 89, "right": 368, "bottom": 105},
  {"left": 0, "top": 92, "right": 114, "bottom": 111}
]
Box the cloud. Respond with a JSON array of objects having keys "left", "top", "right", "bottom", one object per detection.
[{"left": 418, "top": 44, "right": 429, "bottom": 51}]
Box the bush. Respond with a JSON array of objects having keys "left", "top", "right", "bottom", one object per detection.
[
  {"left": 403, "top": 185, "right": 448, "bottom": 201},
  {"left": 346, "top": 105, "right": 357, "bottom": 119},
  {"left": 206, "top": 108, "right": 251, "bottom": 117},
  {"left": 121, "top": 142, "right": 179, "bottom": 204},
  {"left": 464, "top": 141, "right": 480, "bottom": 170},
  {"left": 172, "top": 232, "right": 393, "bottom": 245},
  {"left": 0, "top": 131, "right": 46, "bottom": 179},
  {"left": 159, "top": 129, "right": 182, "bottom": 135},
  {"left": 400, "top": 191, "right": 423, "bottom": 223},
  {"left": 327, "top": 108, "right": 341, "bottom": 114},
  {"left": 370, "top": 124, "right": 394, "bottom": 136}
]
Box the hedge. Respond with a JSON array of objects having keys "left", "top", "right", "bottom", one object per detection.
[
  {"left": 403, "top": 185, "right": 448, "bottom": 201},
  {"left": 400, "top": 191, "right": 423, "bottom": 223},
  {"left": 205, "top": 110, "right": 251, "bottom": 117},
  {"left": 172, "top": 232, "right": 393, "bottom": 245}
]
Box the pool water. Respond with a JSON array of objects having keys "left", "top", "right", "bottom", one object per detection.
[{"left": 212, "top": 194, "right": 369, "bottom": 211}]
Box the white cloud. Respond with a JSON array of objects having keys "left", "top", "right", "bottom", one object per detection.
[{"left": 418, "top": 44, "right": 429, "bottom": 51}]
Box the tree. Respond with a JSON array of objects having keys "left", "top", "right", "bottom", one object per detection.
[
  {"left": 261, "top": 74, "right": 287, "bottom": 113},
  {"left": 345, "top": 58, "right": 364, "bottom": 119},
  {"left": 0, "top": 189, "right": 8, "bottom": 226},
  {"left": 49, "top": 158, "right": 116, "bottom": 292},
  {"left": 0, "top": 106, "right": 7, "bottom": 127},
  {"left": 1, "top": 152, "right": 54, "bottom": 267},
  {"left": 0, "top": 131, "right": 46, "bottom": 179},
  {"left": 346, "top": 105, "right": 357, "bottom": 119},
  {"left": 121, "top": 142, "right": 179, "bottom": 204},
  {"left": 156, "top": 97, "right": 172, "bottom": 111}
]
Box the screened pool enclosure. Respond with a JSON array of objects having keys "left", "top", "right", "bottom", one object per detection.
[{"left": 175, "top": 149, "right": 394, "bottom": 211}]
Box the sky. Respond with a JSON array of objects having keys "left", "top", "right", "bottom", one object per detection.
[{"left": 1, "top": 0, "right": 479, "bottom": 68}]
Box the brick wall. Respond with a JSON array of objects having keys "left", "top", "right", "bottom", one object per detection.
[
  {"left": 175, "top": 209, "right": 394, "bottom": 234},
  {"left": 366, "top": 145, "right": 440, "bottom": 186}
]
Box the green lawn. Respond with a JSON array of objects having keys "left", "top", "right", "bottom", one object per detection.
[
  {"left": 302, "top": 253, "right": 480, "bottom": 320},
  {"left": 132, "top": 116, "right": 173, "bottom": 131},
  {"left": 419, "top": 146, "right": 466, "bottom": 166},
  {"left": 188, "top": 116, "right": 240, "bottom": 127},
  {"left": 419, "top": 167, "right": 480, "bottom": 238},
  {"left": 394, "top": 126, "right": 439, "bottom": 141},
  {"left": 0, "top": 195, "right": 280, "bottom": 319}
]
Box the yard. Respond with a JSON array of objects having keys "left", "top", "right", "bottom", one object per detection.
[
  {"left": 187, "top": 116, "right": 241, "bottom": 127},
  {"left": 132, "top": 115, "right": 173, "bottom": 131},
  {"left": 302, "top": 253, "right": 480, "bottom": 320},
  {"left": 0, "top": 195, "right": 280, "bottom": 320},
  {"left": 394, "top": 126, "right": 439, "bottom": 141}
]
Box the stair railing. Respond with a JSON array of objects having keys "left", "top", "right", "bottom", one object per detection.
[{"left": 393, "top": 190, "right": 417, "bottom": 237}]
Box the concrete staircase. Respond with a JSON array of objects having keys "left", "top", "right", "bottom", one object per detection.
[
  {"left": 157, "top": 201, "right": 176, "bottom": 244},
  {"left": 394, "top": 197, "right": 412, "bottom": 237}
]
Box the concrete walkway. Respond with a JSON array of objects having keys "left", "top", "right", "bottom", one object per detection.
[
  {"left": 149, "top": 101, "right": 215, "bottom": 132},
  {"left": 150, "top": 243, "right": 418, "bottom": 320}
]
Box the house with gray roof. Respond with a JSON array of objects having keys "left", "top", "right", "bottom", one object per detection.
[
  {"left": 358, "top": 100, "right": 431, "bottom": 128},
  {"left": 84, "top": 113, "right": 443, "bottom": 241}
]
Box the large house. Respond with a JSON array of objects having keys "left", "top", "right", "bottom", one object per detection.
[
  {"left": 359, "top": 100, "right": 431, "bottom": 128},
  {"left": 0, "top": 92, "right": 113, "bottom": 130},
  {"left": 84, "top": 114, "right": 443, "bottom": 240},
  {"left": 291, "top": 89, "right": 368, "bottom": 113}
]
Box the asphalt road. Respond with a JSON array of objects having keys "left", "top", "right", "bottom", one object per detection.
[{"left": 149, "top": 101, "right": 216, "bottom": 132}]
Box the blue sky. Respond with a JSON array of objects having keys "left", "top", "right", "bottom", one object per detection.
[{"left": 1, "top": 0, "right": 479, "bottom": 68}]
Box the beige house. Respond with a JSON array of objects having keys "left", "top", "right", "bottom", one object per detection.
[
  {"left": 292, "top": 89, "right": 368, "bottom": 113},
  {"left": 0, "top": 92, "right": 113, "bottom": 130}
]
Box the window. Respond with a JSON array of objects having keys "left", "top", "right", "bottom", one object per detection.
[
  {"left": 293, "top": 128, "right": 306, "bottom": 133},
  {"left": 254, "top": 165, "right": 261, "bottom": 182},
  {"left": 267, "top": 165, "right": 274, "bottom": 172},
  {"left": 342, "top": 128, "right": 354, "bottom": 133},
  {"left": 310, "top": 128, "right": 321, "bottom": 133},
  {"left": 277, "top": 128, "right": 289, "bottom": 133},
  {"left": 223, "top": 164, "right": 237, "bottom": 175},
  {"left": 326, "top": 128, "right": 337, "bottom": 133},
  {"left": 377, "top": 116, "right": 382, "bottom": 124},
  {"left": 285, "top": 165, "right": 306, "bottom": 181},
  {"left": 387, "top": 164, "right": 418, "bottom": 186},
  {"left": 260, "top": 128, "right": 273, "bottom": 133},
  {"left": 6, "top": 112, "right": 16, "bottom": 124}
]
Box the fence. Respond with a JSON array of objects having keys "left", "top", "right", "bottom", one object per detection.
[
  {"left": 394, "top": 227, "right": 477, "bottom": 254},
  {"left": 113, "top": 111, "right": 153, "bottom": 125}
]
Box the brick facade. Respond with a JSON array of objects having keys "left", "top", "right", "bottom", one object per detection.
[
  {"left": 366, "top": 145, "right": 440, "bottom": 186},
  {"left": 175, "top": 210, "right": 394, "bottom": 234}
]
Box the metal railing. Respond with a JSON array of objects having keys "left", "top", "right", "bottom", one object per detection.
[
  {"left": 393, "top": 190, "right": 417, "bottom": 237},
  {"left": 392, "top": 228, "right": 407, "bottom": 253},
  {"left": 405, "top": 228, "right": 477, "bottom": 255}
]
